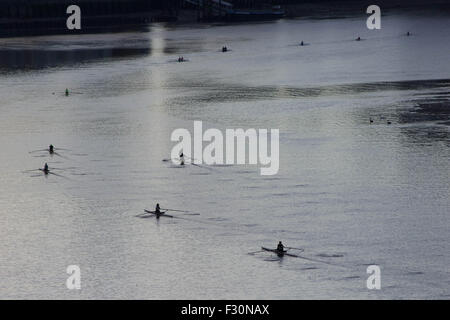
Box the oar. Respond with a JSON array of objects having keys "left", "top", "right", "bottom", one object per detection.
[
  {"left": 48, "top": 171, "right": 71, "bottom": 179},
  {"left": 165, "top": 157, "right": 183, "bottom": 161},
  {"left": 185, "top": 156, "right": 210, "bottom": 167},
  {"left": 29, "top": 149, "right": 49, "bottom": 153},
  {"left": 161, "top": 208, "right": 200, "bottom": 216},
  {"left": 152, "top": 212, "right": 174, "bottom": 218},
  {"left": 161, "top": 208, "right": 189, "bottom": 213},
  {"left": 182, "top": 155, "right": 201, "bottom": 164},
  {"left": 144, "top": 210, "right": 173, "bottom": 218},
  {"left": 190, "top": 162, "right": 215, "bottom": 171},
  {"left": 36, "top": 168, "right": 70, "bottom": 179},
  {"left": 50, "top": 166, "right": 78, "bottom": 171},
  {"left": 22, "top": 169, "right": 41, "bottom": 173},
  {"left": 34, "top": 169, "right": 69, "bottom": 179},
  {"left": 185, "top": 157, "right": 217, "bottom": 171},
  {"left": 284, "top": 253, "right": 299, "bottom": 257},
  {"left": 136, "top": 213, "right": 156, "bottom": 219},
  {"left": 53, "top": 152, "right": 71, "bottom": 160},
  {"left": 164, "top": 156, "right": 214, "bottom": 171}
]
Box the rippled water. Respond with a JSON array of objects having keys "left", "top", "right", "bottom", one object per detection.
[{"left": 0, "top": 13, "right": 449, "bottom": 299}]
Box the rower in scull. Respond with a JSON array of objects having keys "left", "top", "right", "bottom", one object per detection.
[
  {"left": 153, "top": 203, "right": 168, "bottom": 218},
  {"left": 277, "top": 241, "right": 285, "bottom": 253},
  {"left": 260, "top": 242, "right": 299, "bottom": 258},
  {"left": 43, "top": 163, "right": 49, "bottom": 174},
  {"left": 180, "top": 152, "right": 185, "bottom": 166}
]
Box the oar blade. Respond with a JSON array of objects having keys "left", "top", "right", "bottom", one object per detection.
[
  {"left": 29, "top": 149, "right": 49, "bottom": 153},
  {"left": 161, "top": 208, "right": 190, "bottom": 213}
]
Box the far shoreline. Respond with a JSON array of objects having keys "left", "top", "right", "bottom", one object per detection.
[{"left": 0, "top": 0, "right": 448, "bottom": 39}]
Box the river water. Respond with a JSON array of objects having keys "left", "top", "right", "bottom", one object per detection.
[{"left": 0, "top": 13, "right": 449, "bottom": 299}]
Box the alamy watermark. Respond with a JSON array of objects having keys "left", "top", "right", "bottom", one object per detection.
[
  {"left": 171, "top": 121, "right": 279, "bottom": 175},
  {"left": 366, "top": 5, "right": 381, "bottom": 30},
  {"left": 66, "top": 265, "right": 81, "bottom": 290},
  {"left": 366, "top": 265, "right": 381, "bottom": 290},
  {"left": 66, "top": 5, "right": 81, "bottom": 30}
]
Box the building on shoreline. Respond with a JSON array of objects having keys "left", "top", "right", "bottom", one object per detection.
[
  {"left": 2, "top": 0, "right": 443, "bottom": 37},
  {"left": 0, "top": 0, "right": 290, "bottom": 37},
  {"left": 0, "top": 0, "right": 181, "bottom": 37}
]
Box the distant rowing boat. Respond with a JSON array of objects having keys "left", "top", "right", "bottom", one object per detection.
[
  {"left": 261, "top": 247, "right": 298, "bottom": 258},
  {"left": 144, "top": 209, "right": 173, "bottom": 218}
]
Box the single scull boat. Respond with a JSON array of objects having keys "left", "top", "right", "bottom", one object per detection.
[
  {"left": 144, "top": 209, "right": 173, "bottom": 218},
  {"left": 261, "top": 247, "right": 298, "bottom": 258}
]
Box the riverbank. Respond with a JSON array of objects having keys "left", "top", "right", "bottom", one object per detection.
[
  {"left": 0, "top": 0, "right": 177, "bottom": 37},
  {"left": 1, "top": 0, "right": 449, "bottom": 38},
  {"left": 0, "top": 12, "right": 175, "bottom": 38},
  {"left": 282, "top": 0, "right": 450, "bottom": 18}
]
